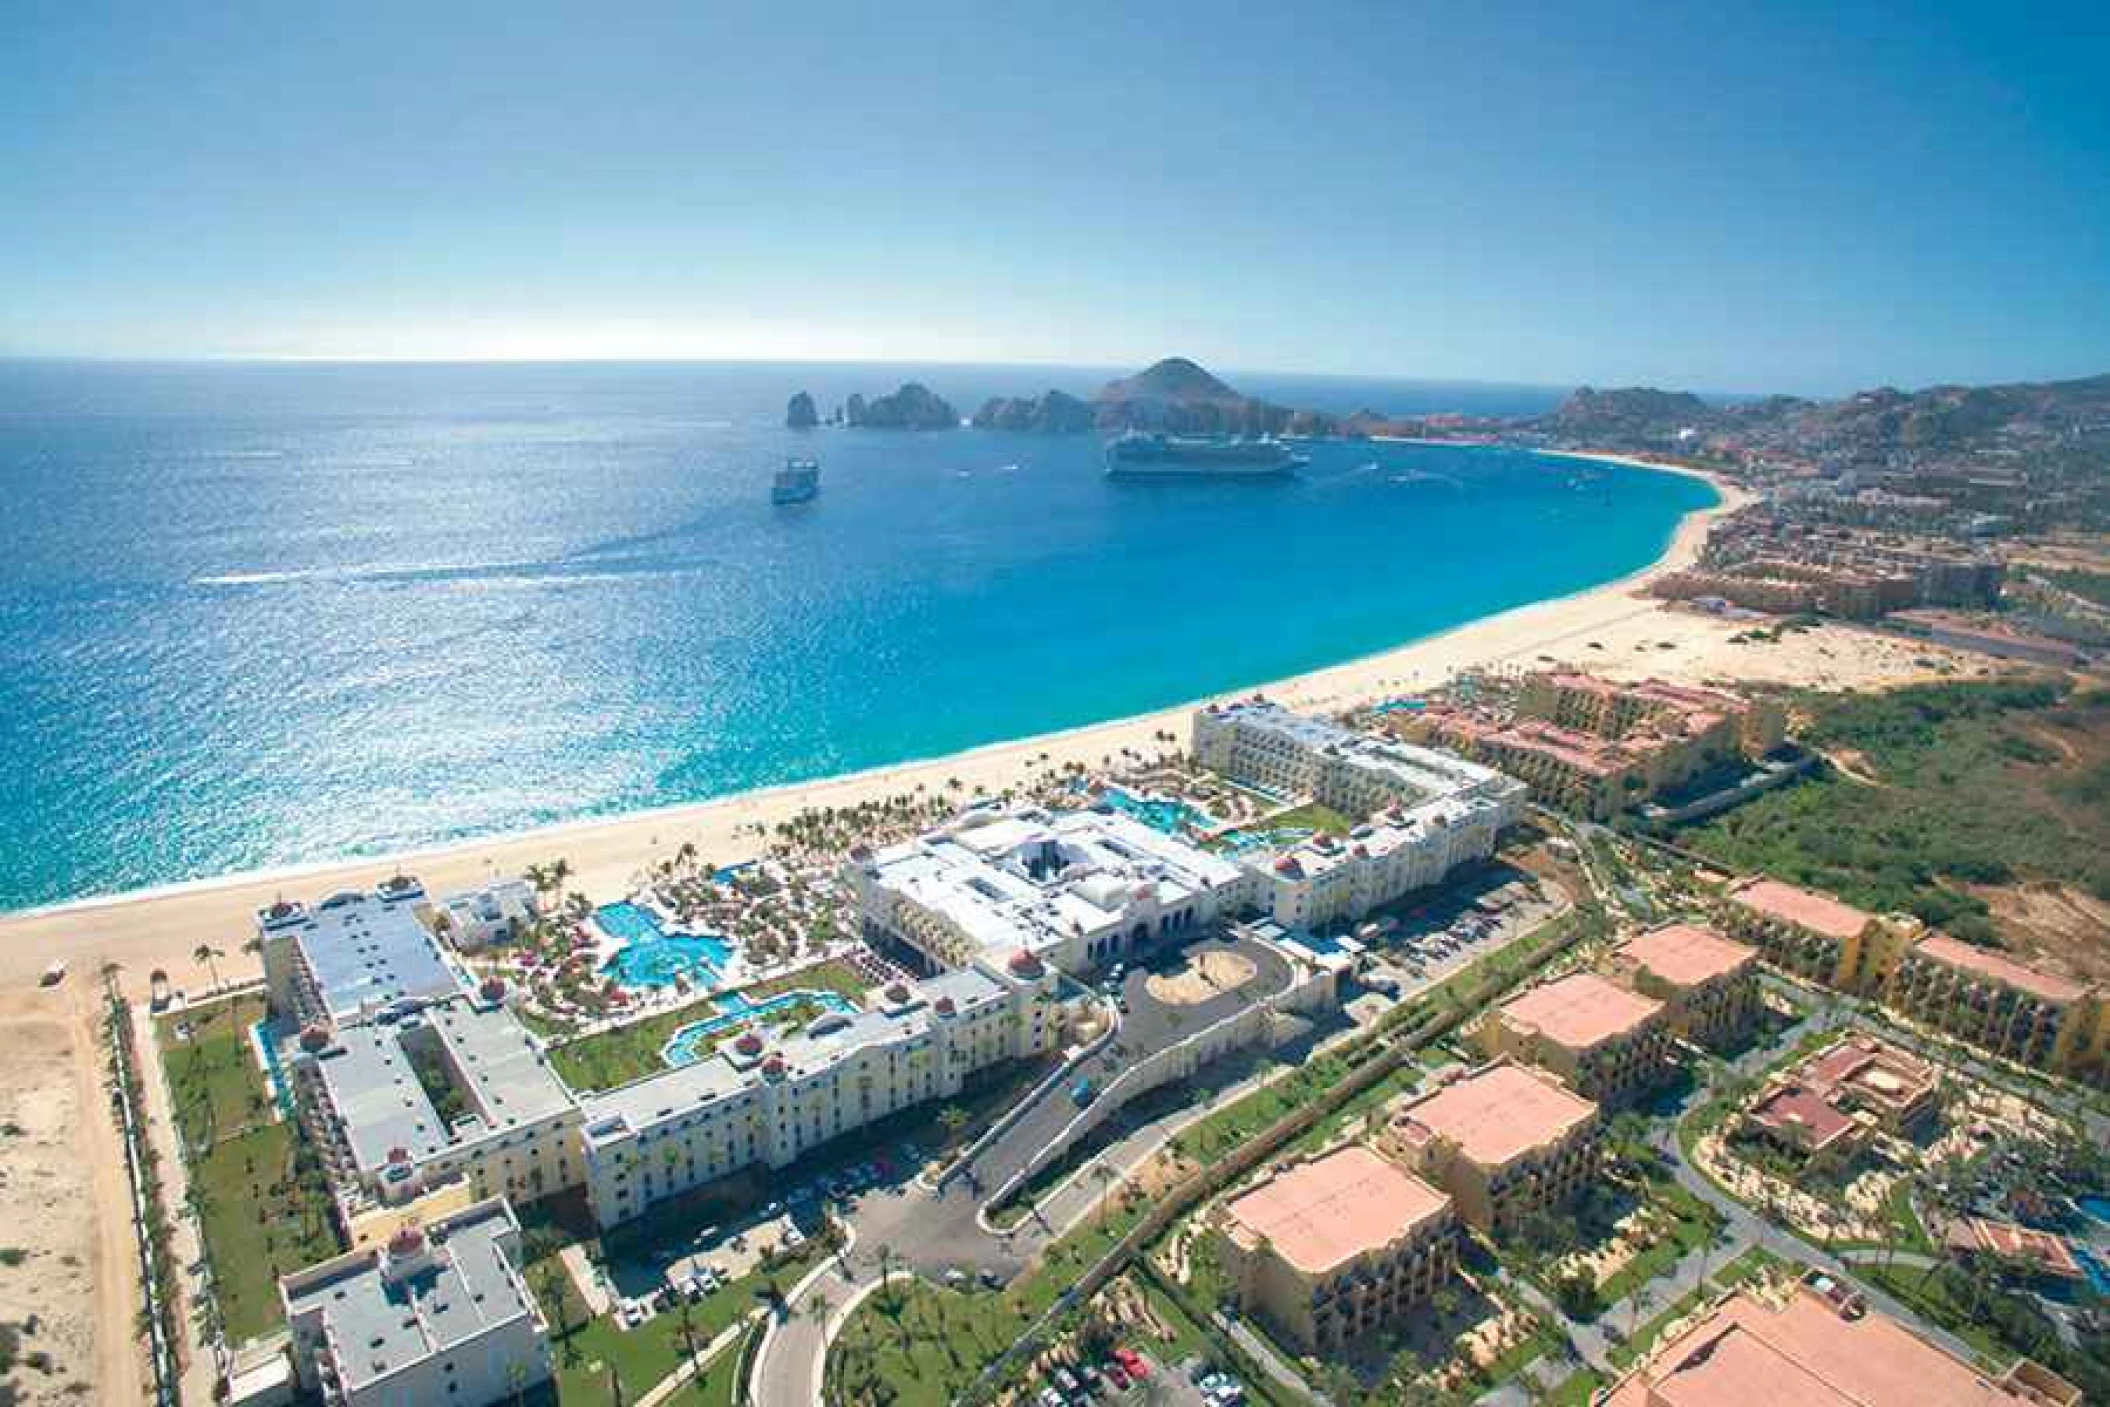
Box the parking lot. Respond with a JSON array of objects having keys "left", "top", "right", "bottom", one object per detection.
[{"left": 1348, "top": 862, "right": 1567, "bottom": 1013}]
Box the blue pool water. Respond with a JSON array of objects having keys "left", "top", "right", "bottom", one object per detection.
[
  {"left": 597, "top": 901, "right": 734, "bottom": 989},
  {"left": 2076, "top": 1194, "right": 2110, "bottom": 1225},
  {"left": 661, "top": 989, "right": 858, "bottom": 1067},
  {"left": 252, "top": 1019, "right": 297, "bottom": 1119},
  {"left": 0, "top": 360, "right": 1707, "bottom": 911},
  {"left": 2075, "top": 1246, "right": 2110, "bottom": 1296},
  {"left": 1102, "top": 788, "right": 1211, "bottom": 835},
  {"left": 1221, "top": 827, "right": 1316, "bottom": 856}
]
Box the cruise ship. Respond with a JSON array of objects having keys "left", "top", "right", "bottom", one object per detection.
[
  {"left": 1102, "top": 431, "right": 1306, "bottom": 477},
  {"left": 772, "top": 457, "right": 821, "bottom": 505}
]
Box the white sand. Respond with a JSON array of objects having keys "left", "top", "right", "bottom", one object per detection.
[{"left": 0, "top": 454, "right": 1987, "bottom": 996}]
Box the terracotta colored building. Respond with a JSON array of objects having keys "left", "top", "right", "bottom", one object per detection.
[
  {"left": 1611, "top": 922, "right": 1761, "bottom": 1050},
  {"left": 1378, "top": 1060, "right": 1602, "bottom": 1236},
  {"left": 1477, "top": 970, "right": 1673, "bottom": 1107},
  {"left": 1217, "top": 1146, "right": 1458, "bottom": 1353}
]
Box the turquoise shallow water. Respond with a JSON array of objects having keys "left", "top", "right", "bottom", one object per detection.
[{"left": 0, "top": 360, "right": 1711, "bottom": 911}]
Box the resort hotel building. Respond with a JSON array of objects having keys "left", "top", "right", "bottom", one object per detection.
[
  {"left": 1598, "top": 1273, "right": 2080, "bottom": 1407},
  {"left": 575, "top": 956, "right": 1055, "bottom": 1226},
  {"left": 1377, "top": 1060, "right": 1601, "bottom": 1237},
  {"left": 1608, "top": 922, "right": 1761, "bottom": 1051},
  {"left": 259, "top": 879, "right": 1057, "bottom": 1235},
  {"left": 281, "top": 1197, "right": 551, "bottom": 1407},
  {"left": 1217, "top": 1146, "right": 1458, "bottom": 1353},
  {"left": 430, "top": 877, "right": 539, "bottom": 951},
  {"left": 1477, "top": 970, "right": 1673, "bottom": 1108},
  {"left": 1190, "top": 699, "right": 1528, "bottom": 929},
  {"left": 1743, "top": 1035, "right": 1939, "bottom": 1166},
  {"left": 846, "top": 805, "right": 1256, "bottom": 973}
]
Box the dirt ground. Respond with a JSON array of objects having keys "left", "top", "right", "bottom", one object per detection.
[
  {"left": 1964, "top": 880, "right": 2110, "bottom": 983},
  {"left": 1144, "top": 950, "right": 1256, "bottom": 1006},
  {"left": 0, "top": 983, "right": 143, "bottom": 1406}
]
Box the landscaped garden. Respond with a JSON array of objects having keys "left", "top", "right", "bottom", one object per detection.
[{"left": 156, "top": 995, "right": 339, "bottom": 1343}]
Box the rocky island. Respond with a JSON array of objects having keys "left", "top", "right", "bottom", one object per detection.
[
  {"left": 835, "top": 382, "right": 959, "bottom": 430},
  {"left": 784, "top": 390, "right": 819, "bottom": 430}
]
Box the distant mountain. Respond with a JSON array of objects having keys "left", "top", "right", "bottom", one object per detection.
[
  {"left": 1093, "top": 356, "right": 1326, "bottom": 436},
  {"left": 1544, "top": 386, "right": 1715, "bottom": 442},
  {"left": 838, "top": 382, "right": 959, "bottom": 430}
]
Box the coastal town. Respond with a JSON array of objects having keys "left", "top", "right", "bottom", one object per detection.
[{"left": 10, "top": 458, "right": 2108, "bottom": 1407}]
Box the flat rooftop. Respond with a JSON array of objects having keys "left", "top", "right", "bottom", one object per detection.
[
  {"left": 1912, "top": 933, "right": 2090, "bottom": 1005},
  {"left": 310, "top": 998, "right": 575, "bottom": 1173},
  {"left": 1496, "top": 971, "right": 1663, "bottom": 1051},
  {"left": 1724, "top": 876, "right": 1872, "bottom": 942},
  {"left": 273, "top": 889, "right": 461, "bottom": 1022},
  {"left": 1600, "top": 1283, "right": 2056, "bottom": 1407},
  {"left": 281, "top": 1198, "right": 536, "bottom": 1397},
  {"left": 1223, "top": 1146, "right": 1451, "bottom": 1277},
  {"left": 1391, "top": 1061, "right": 1597, "bottom": 1169},
  {"left": 1618, "top": 922, "right": 1757, "bottom": 989}
]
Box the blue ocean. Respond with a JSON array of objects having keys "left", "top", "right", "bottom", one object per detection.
[{"left": 0, "top": 360, "right": 1712, "bottom": 910}]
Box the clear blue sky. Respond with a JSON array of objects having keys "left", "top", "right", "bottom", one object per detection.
[{"left": 4, "top": 0, "right": 2107, "bottom": 395}]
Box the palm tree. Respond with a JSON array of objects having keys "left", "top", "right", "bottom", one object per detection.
[
  {"left": 1091, "top": 1163, "right": 1121, "bottom": 1228},
  {"left": 193, "top": 944, "right": 225, "bottom": 994}
]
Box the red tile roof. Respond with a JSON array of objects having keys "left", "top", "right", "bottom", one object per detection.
[{"left": 1222, "top": 1146, "right": 1451, "bottom": 1276}]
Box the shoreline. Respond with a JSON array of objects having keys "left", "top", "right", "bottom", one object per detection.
[{"left": 2, "top": 449, "right": 1745, "bottom": 988}]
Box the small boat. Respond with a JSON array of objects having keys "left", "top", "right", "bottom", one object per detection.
[{"left": 772, "top": 457, "right": 820, "bottom": 505}]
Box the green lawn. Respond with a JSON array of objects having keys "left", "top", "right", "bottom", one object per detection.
[
  {"left": 1594, "top": 1181, "right": 1725, "bottom": 1308},
  {"left": 537, "top": 1244, "right": 816, "bottom": 1404},
  {"left": 1262, "top": 801, "right": 1356, "bottom": 836},
  {"left": 191, "top": 1122, "right": 340, "bottom": 1343},
  {"left": 744, "top": 959, "right": 870, "bottom": 1003},
  {"left": 157, "top": 993, "right": 274, "bottom": 1149},
  {"left": 157, "top": 993, "right": 340, "bottom": 1343},
  {"left": 549, "top": 991, "right": 845, "bottom": 1092}
]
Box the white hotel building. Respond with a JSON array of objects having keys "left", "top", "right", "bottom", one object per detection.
[
  {"left": 847, "top": 806, "right": 1259, "bottom": 974},
  {"left": 1193, "top": 700, "right": 1528, "bottom": 928},
  {"left": 576, "top": 956, "right": 1056, "bottom": 1225}
]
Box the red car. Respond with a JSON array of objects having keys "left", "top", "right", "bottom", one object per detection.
[{"left": 1114, "top": 1349, "right": 1149, "bottom": 1380}]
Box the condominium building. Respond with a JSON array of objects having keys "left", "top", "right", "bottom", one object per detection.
[
  {"left": 1217, "top": 1146, "right": 1458, "bottom": 1353},
  {"left": 1516, "top": 673, "right": 1786, "bottom": 758},
  {"left": 1597, "top": 1275, "right": 2079, "bottom": 1407},
  {"left": 258, "top": 880, "right": 462, "bottom": 1029},
  {"left": 577, "top": 958, "right": 1055, "bottom": 1226},
  {"left": 1884, "top": 933, "right": 2108, "bottom": 1082},
  {"left": 1716, "top": 875, "right": 1906, "bottom": 990},
  {"left": 1477, "top": 971, "right": 1673, "bottom": 1107},
  {"left": 286, "top": 984, "right": 582, "bottom": 1219},
  {"left": 848, "top": 807, "right": 1255, "bottom": 974},
  {"left": 1191, "top": 700, "right": 1526, "bottom": 929},
  {"left": 1378, "top": 1060, "right": 1601, "bottom": 1236},
  {"left": 1394, "top": 674, "right": 1786, "bottom": 821},
  {"left": 1610, "top": 922, "right": 1760, "bottom": 1050},
  {"left": 281, "top": 1197, "right": 551, "bottom": 1407}
]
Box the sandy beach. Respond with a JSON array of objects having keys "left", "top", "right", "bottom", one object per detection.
[{"left": 0, "top": 455, "right": 1986, "bottom": 998}]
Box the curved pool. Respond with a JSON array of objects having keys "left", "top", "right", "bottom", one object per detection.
[{"left": 661, "top": 989, "right": 858, "bottom": 1067}]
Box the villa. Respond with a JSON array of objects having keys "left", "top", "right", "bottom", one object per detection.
[
  {"left": 1743, "top": 1035, "right": 1940, "bottom": 1163},
  {"left": 1477, "top": 970, "right": 1673, "bottom": 1107},
  {"left": 281, "top": 1197, "right": 550, "bottom": 1407},
  {"left": 1597, "top": 1275, "right": 2080, "bottom": 1406},
  {"left": 429, "top": 876, "right": 539, "bottom": 951},
  {"left": 1378, "top": 1060, "right": 1602, "bottom": 1236},
  {"left": 847, "top": 805, "right": 1256, "bottom": 974},
  {"left": 1609, "top": 922, "right": 1760, "bottom": 1050},
  {"left": 1217, "top": 1145, "right": 1458, "bottom": 1353}
]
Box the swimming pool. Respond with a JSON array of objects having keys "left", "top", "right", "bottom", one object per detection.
[
  {"left": 252, "top": 1019, "right": 297, "bottom": 1120},
  {"left": 1220, "top": 826, "right": 1316, "bottom": 856},
  {"left": 661, "top": 989, "right": 858, "bottom": 1067},
  {"left": 2075, "top": 1246, "right": 2110, "bottom": 1297},
  {"left": 2075, "top": 1193, "right": 2110, "bottom": 1227},
  {"left": 1102, "top": 788, "right": 1210, "bottom": 835},
  {"left": 597, "top": 901, "right": 734, "bottom": 989}
]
